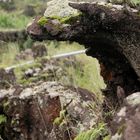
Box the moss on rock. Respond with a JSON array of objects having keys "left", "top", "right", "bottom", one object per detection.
[
  {"left": 37, "top": 13, "right": 82, "bottom": 27},
  {"left": 38, "top": 16, "right": 48, "bottom": 26}
]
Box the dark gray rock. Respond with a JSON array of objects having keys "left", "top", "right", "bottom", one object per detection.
[
  {"left": 110, "top": 92, "right": 140, "bottom": 140},
  {"left": 0, "top": 81, "right": 99, "bottom": 140},
  {"left": 0, "top": 68, "right": 16, "bottom": 89}
]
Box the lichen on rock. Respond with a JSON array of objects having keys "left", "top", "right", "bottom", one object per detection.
[
  {"left": 0, "top": 81, "right": 102, "bottom": 140},
  {"left": 44, "top": 0, "right": 78, "bottom": 18},
  {"left": 110, "top": 92, "right": 140, "bottom": 140}
]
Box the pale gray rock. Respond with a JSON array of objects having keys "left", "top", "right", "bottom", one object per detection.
[
  {"left": 44, "top": 0, "right": 78, "bottom": 17},
  {"left": 44, "top": 0, "right": 109, "bottom": 17},
  {"left": 125, "top": 92, "right": 140, "bottom": 106}
]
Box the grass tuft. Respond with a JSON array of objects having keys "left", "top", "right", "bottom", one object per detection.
[
  {"left": 74, "top": 123, "right": 108, "bottom": 140},
  {"left": 0, "top": 115, "right": 7, "bottom": 124},
  {"left": 0, "top": 10, "right": 31, "bottom": 29}
]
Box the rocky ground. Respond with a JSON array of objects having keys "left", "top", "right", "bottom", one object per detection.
[
  {"left": 0, "top": 60, "right": 140, "bottom": 140},
  {"left": 0, "top": 81, "right": 101, "bottom": 140},
  {"left": 0, "top": 45, "right": 139, "bottom": 140},
  {"left": 0, "top": 47, "right": 105, "bottom": 139}
]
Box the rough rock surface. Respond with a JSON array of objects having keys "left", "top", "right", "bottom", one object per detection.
[
  {"left": 15, "top": 49, "right": 33, "bottom": 61},
  {"left": 110, "top": 92, "right": 140, "bottom": 140},
  {"left": 44, "top": 0, "right": 109, "bottom": 18},
  {"left": 31, "top": 44, "right": 47, "bottom": 59},
  {"left": 0, "top": 68, "right": 16, "bottom": 89},
  {"left": 0, "top": 81, "right": 99, "bottom": 140},
  {"left": 44, "top": 0, "right": 78, "bottom": 17},
  {"left": 15, "top": 44, "right": 47, "bottom": 61}
]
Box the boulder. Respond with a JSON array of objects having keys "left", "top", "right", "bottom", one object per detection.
[
  {"left": 110, "top": 92, "right": 140, "bottom": 140},
  {"left": 0, "top": 81, "right": 100, "bottom": 140},
  {"left": 31, "top": 44, "right": 47, "bottom": 59}
]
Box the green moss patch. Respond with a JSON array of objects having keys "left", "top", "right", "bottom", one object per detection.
[
  {"left": 37, "top": 13, "right": 82, "bottom": 26},
  {"left": 53, "top": 110, "right": 66, "bottom": 125},
  {"left": 38, "top": 16, "right": 48, "bottom": 26},
  {"left": 0, "top": 115, "right": 7, "bottom": 124},
  {"left": 74, "top": 123, "right": 108, "bottom": 140}
]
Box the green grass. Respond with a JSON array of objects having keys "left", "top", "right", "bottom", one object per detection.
[
  {"left": 75, "top": 55, "right": 105, "bottom": 94},
  {"left": 74, "top": 123, "right": 108, "bottom": 140},
  {"left": 0, "top": 115, "right": 7, "bottom": 124},
  {"left": 0, "top": 0, "right": 48, "bottom": 29},
  {"left": 46, "top": 41, "right": 106, "bottom": 94},
  {"left": 14, "top": 0, "right": 44, "bottom": 8},
  {"left": 131, "top": 0, "right": 140, "bottom": 4},
  {"left": 0, "top": 43, "right": 20, "bottom": 68},
  {"left": 56, "top": 54, "right": 106, "bottom": 95},
  {"left": 0, "top": 10, "right": 31, "bottom": 29}
]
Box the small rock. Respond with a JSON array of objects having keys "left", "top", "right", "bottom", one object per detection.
[
  {"left": 32, "top": 44, "right": 47, "bottom": 58},
  {"left": 110, "top": 92, "right": 140, "bottom": 140},
  {"left": 125, "top": 92, "right": 140, "bottom": 106},
  {"left": 44, "top": 0, "right": 78, "bottom": 17},
  {"left": 15, "top": 49, "right": 33, "bottom": 61},
  {"left": 0, "top": 68, "right": 16, "bottom": 89},
  {"left": 25, "top": 68, "right": 34, "bottom": 77}
]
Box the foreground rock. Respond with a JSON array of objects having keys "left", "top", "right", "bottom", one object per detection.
[
  {"left": 0, "top": 81, "right": 101, "bottom": 140},
  {"left": 110, "top": 92, "right": 140, "bottom": 140}
]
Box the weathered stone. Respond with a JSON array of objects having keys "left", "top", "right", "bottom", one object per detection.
[
  {"left": 44, "top": 0, "right": 78, "bottom": 17},
  {"left": 31, "top": 44, "right": 47, "bottom": 58},
  {"left": 25, "top": 68, "right": 34, "bottom": 77},
  {"left": 0, "top": 81, "right": 99, "bottom": 140},
  {"left": 15, "top": 49, "right": 33, "bottom": 61},
  {"left": 125, "top": 92, "right": 140, "bottom": 106},
  {"left": 0, "top": 68, "right": 16, "bottom": 89},
  {"left": 110, "top": 92, "right": 140, "bottom": 140}
]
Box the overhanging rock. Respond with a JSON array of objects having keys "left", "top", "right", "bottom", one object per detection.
[{"left": 27, "top": 2, "right": 140, "bottom": 99}]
